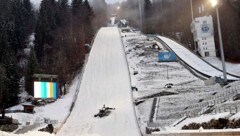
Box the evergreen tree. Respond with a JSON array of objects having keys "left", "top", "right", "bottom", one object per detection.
[
  {"left": 53, "top": 48, "right": 68, "bottom": 95},
  {"left": 59, "top": 0, "right": 69, "bottom": 8},
  {"left": 22, "top": 0, "right": 36, "bottom": 34},
  {"left": 83, "top": 0, "right": 94, "bottom": 43},
  {"left": 71, "top": 0, "right": 84, "bottom": 42},
  {"left": 34, "top": 0, "right": 58, "bottom": 65},
  {"left": 0, "top": 17, "right": 9, "bottom": 62},
  {"left": 72, "top": 0, "right": 83, "bottom": 15},
  {"left": 25, "top": 48, "right": 38, "bottom": 96},
  {"left": 0, "top": 0, "right": 11, "bottom": 18},
  {"left": 0, "top": 65, "right": 7, "bottom": 118},
  {"left": 144, "top": 0, "right": 152, "bottom": 18},
  {"left": 58, "top": 0, "right": 69, "bottom": 27},
  {"left": 0, "top": 0, "right": 20, "bottom": 107},
  {"left": 71, "top": 0, "right": 86, "bottom": 70},
  {"left": 143, "top": 0, "right": 153, "bottom": 33},
  {"left": 1, "top": 48, "right": 19, "bottom": 106},
  {"left": 92, "top": 0, "right": 108, "bottom": 30},
  {"left": 9, "top": 0, "right": 28, "bottom": 53},
  {"left": 1, "top": 0, "right": 35, "bottom": 55}
]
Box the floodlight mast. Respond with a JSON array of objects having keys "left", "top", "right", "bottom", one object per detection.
[
  {"left": 210, "top": 0, "right": 218, "bottom": 7},
  {"left": 210, "top": 0, "right": 227, "bottom": 83}
]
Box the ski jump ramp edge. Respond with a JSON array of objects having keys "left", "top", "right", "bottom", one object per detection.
[{"left": 57, "top": 27, "right": 141, "bottom": 136}]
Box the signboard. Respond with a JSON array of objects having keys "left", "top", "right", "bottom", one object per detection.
[
  {"left": 158, "top": 52, "right": 177, "bottom": 62},
  {"left": 34, "top": 81, "right": 58, "bottom": 99},
  {"left": 195, "top": 16, "right": 214, "bottom": 38}
]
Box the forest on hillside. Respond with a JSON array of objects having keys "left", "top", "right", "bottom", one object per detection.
[{"left": 0, "top": 0, "right": 108, "bottom": 109}]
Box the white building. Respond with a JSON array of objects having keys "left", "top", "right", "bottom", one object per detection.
[
  {"left": 191, "top": 15, "right": 216, "bottom": 57},
  {"left": 109, "top": 16, "right": 116, "bottom": 26}
]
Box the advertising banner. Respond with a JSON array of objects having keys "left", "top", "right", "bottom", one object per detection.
[
  {"left": 34, "top": 81, "right": 58, "bottom": 99},
  {"left": 158, "top": 52, "right": 177, "bottom": 62}
]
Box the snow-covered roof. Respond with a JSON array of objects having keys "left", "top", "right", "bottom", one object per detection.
[{"left": 120, "top": 19, "right": 127, "bottom": 25}]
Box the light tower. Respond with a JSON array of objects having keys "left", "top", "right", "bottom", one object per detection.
[{"left": 210, "top": 0, "right": 227, "bottom": 82}]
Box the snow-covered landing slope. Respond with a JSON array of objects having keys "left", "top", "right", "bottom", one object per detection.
[
  {"left": 157, "top": 36, "right": 239, "bottom": 81},
  {"left": 57, "top": 27, "right": 141, "bottom": 136}
]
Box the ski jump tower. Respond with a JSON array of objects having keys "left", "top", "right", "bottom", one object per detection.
[{"left": 191, "top": 15, "right": 216, "bottom": 57}]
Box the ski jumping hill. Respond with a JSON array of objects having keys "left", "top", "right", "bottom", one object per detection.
[
  {"left": 57, "top": 27, "right": 141, "bottom": 136},
  {"left": 157, "top": 36, "right": 240, "bottom": 81}
]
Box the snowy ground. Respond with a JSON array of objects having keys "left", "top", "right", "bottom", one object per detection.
[
  {"left": 10, "top": 73, "right": 81, "bottom": 132},
  {"left": 121, "top": 30, "right": 240, "bottom": 134},
  {"left": 0, "top": 45, "right": 88, "bottom": 135},
  {"left": 1, "top": 27, "right": 240, "bottom": 135},
  {"left": 30, "top": 0, "right": 41, "bottom": 9},
  {"left": 57, "top": 27, "right": 140, "bottom": 136},
  {"left": 0, "top": 71, "right": 82, "bottom": 136},
  {"left": 0, "top": 27, "right": 141, "bottom": 136},
  {"left": 204, "top": 57, "right": 240, "bottom": 76},
  {"left": 122, "top": 32, "right": 209, "bottom": 133},
  {"left": 0, "top": 131, "right": 54, "bottom": 136}
]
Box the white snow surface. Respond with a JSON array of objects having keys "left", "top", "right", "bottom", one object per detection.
[
  {"left": 204, "top": 57, "right": 240, "bottom": 76},
  {"left": 4, "top": 72, "right": 82, "bottom": 135},
  {"left": 157, "top": 36, "right": 239, "bottom": 80},
  {"left": 57, "top": 27, "right": 140, "bottom": 136},
  {"left": 0, "top": 131, "right": 54, "bottom": 136},
  {"left": 168, "top": 112, "right": 230, "bottom": 130}
]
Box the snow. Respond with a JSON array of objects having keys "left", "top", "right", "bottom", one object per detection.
[
  {"left": 204, "top": 57, "right": 240, "bottom": 76},
  {"left": 30, "top": 0, "right": 41, "bottom": 9},
  {"left": 0, "top": 131, "right": 54, "bottom": 136},
  {"left": 168, "top": 112, "right": 230, "bottom": 130},
  {"left": 27, "top": 34, "right": 35, "bottom": 48},
  {"left": 121, "top": 30, "right": 205, "bottom": 133},
  {"left": 153, "top": 128, "right": 240, "bottom": 134},
  {"left": 121, "top": 29, "right": 240, "bottom": 134},
  {"left": 230, "top": 113, "right": 240, "bottom": 120},
  {"left": 5, "top": 72, "right": 82, "bottom": 134},
  {"left": 1, "top": 26, "right": 240, "bottom": 135},
  {"left": 57, "top": 27, "right": 140, "bottom": 136},
  {"left": 122, "top": 33, "right": 203, "bottom": 96},
  {"left": 157, "top": 36, "right": 239, "bottom": 80}
]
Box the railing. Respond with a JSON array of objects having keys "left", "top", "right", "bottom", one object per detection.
[{"left": 151, "top": 81, "right": 240, "bottom": 128}]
